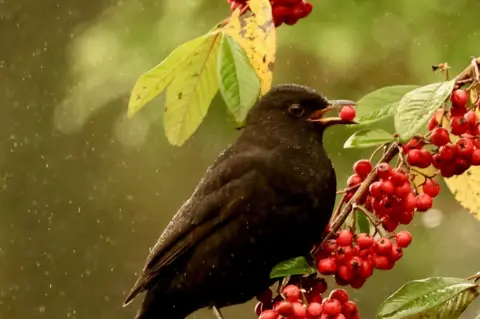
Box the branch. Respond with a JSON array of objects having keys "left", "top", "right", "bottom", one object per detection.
[
  {"left": 317, "top": 56, "right": 480, "bottom": 250},
  {"left": 454, "top": 57, "right": 480, "bottom": 83}
]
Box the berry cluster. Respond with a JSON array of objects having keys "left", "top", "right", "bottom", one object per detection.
[
  {"left": 226, "top": 0, "right": 313, "bottom": 27},
  {"left": 345, "top": 160, "right": 433, "bottom": 232},
  {"left": 404, "top": 88, "right": 480, "bottom": 178},
  {"left": 256, "top": 280, "right": 359, "bottom": 319},
  {"left": 315, "top": 230, "right": 412, "bottom": 289}
]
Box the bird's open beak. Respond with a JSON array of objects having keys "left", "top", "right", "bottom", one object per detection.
[{"left": 308, "top": 100, "right": 358, "bottom": 126}]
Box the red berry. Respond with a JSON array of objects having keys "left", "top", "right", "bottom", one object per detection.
[
  {"left": 292, "top": 302, "right": 306, "bottom": 318},
  {"left": 375, "top": 238, "right": 393, "bottom": 255},
  {"left": 284, "top": 15, "right": 300, "bottom": 25},
  {"left": 404, "top": 193, "right": 417, "bottom": 212},
  {"left": 402, "top": 137, "right": 424, "bottom": 153},
  {"left": 409, "top": 149, "right": 432, "bottom": 168},
  {"left": 341, "top": 301, "right": 358, "bottom": 319},
  {"left": 317, "top": 257, "right": 337, "bottom": 275},
  {"left": 382, "top": 218, "right": 399, "bottom": 232},
  {"left": 407, "top": 149, "right": 422, "bottom": 166},
  {"left": 320, "top": 239, "right": 338, "bottom": 255},
  {"left": 337, "top": 230, "right": 354, "bottom": 247},
  {"left": 451, "top": 104, "right": 468, "bottom": 117},
  {"left": 359, "top": 260, "right": 374, "bottom": 278},
  {"left": 451, "top": 89, "right": 469, "bottom": 108},
  {"left": 274, "top": 300, "right": 294, "bottom": 317},
  {"left": 377, "top": 163, "right": 393, "bottom": 179},
  {"left": 347, "top": 174, "right": 363, "bottom": 187},
  {"left": 396, "top": 230, "right": 413, "bottom": 248},
  {"left": 391, "top": 168, "right": 409, "bottom": 186},
  {"left": 337, "top": 264, "right": 354, "bottom": 282},
  {"left": 306, "top": 302, "right": 323, "bottom": 319},
  {"left": 335, "top": 246, "right": 355, "bottom": 264},
  {"left": 373, "top": 255, "right": 393, "bottom": 270},
  {"left": 329, "top": 289, "right": 349, "bottom": 305},
  {"left": 391, "top": 245, "right": 404, "bottom": 261},
  {"left": 398, "top": 209, "right": 414, "bottom": 225},
  {"left": 428, "top": 115, "right": 439, "bottom": 131},
  {"left": 257, "top": 289, "right": 273, "bottom": 303},
  {"left": 465, "top": 110, "right": 478, "bottom": 126},
  {"left": 308, "top": 294, "right": 323, "bottom": 304},
  {"left": 323, "top": 298, "right": 342, "bottom": 316},
  {"left": 431, "top": 154, "right": 444, "bottom": 169},
  {"left": 282, "top": 285, "right": 301, "bottom": 302},
  {"left": 416, "top": 193, "right": 433, "bottom": 212},
  {"left": 440, "top": 164, "right": 456, "bottom": 178},
  {"left": 380, "top": 180, "right": 395, "bottom": 195},
  {"left": 369, "top": 181, "right": 383, "bottom": 198},
  {"left": 450, "top": 116, "right": 468, "bottom": 136},
  {"left": 472, "top": 149, "right": 480, "bottom": 165},
  {"left": 301, "top": 2, "right": 313, "bottom": 17},
  {"left": 422, "top": 179, "right": 441, "bottom": 197},
  {"left": 430, "top": 127, "right": 450, "bottom": 146},
  {"left": 454, "top": 157, "right": 471, "bottom": 175},
  {"left": 356, "top": 233, "right": 374, "bottom": 249},
  {"left": 349, "top": 276, "right": 366, "bottom": 289},
  {"left": 395, "top": 182, "right": 412, "bottom": 198},
  {"left": 456, "top": 138, "right": 475, "bottom": 158},
  {"left": 354, "top": 159, "right": 373, "bottom": 178},
  {"left": 439, "top": 143, "right": 457, "bottom": 161},
  {"left": 310, "top": 278, "right": 328, "bottom": 294},
  {"left": 259, "top": 309, "right": 278, "bottom": 319},
  {"left": 339, "top": 105, "right": 356, "bottom": 121}
]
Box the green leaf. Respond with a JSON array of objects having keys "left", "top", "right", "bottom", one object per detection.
[
  {"left": 344, "top": 129, "right": 393, "bottom": 149},
  {"left": 356, "top": 211, "right": 370, "bottom": 234},
  {"left": 217, "top": 33, "right": 260, "bottom": 124},
  {"left": 409, "top": 287, "right": 479, "bottom": 318},
  {"left": 128, "top": 32, "right": 219, "bottom": 118},
  {"left": 163, "top": 33, "right": 221, "bottom": 146},
  {"left": 376, "top": 277, "right": 479, "bottom": 319},
  {"left": 354, "top": 85, "right": 420, "bottom": 126},
  {"left": 394, "top": 81, "right": 455, "bottom": 142},
  {"left": 270, "top": 256, "right": 316, "bottom": 279}
]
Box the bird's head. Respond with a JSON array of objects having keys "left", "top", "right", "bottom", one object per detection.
[{"left": 244, "top": 84, "right": 357, "bottom": 139}]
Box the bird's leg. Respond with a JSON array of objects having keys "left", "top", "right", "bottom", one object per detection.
[{"left": 212, "top": 306, "right": 225, "bottom": 319}]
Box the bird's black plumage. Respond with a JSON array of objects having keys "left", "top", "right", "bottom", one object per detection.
[{"left": 124, "top": 84, "right": 353, "bottom": 319}]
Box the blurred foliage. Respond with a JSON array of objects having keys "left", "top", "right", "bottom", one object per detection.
[{"left": 0, "top": 0, "right": 480, "bottom": 318}]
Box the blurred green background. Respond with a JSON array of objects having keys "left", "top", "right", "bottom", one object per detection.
[{"left": 1, "top": 0, "right": 480, "bottom": 318}]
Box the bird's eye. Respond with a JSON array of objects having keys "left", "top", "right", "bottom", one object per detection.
[{"left": 288, "top": 104, "right": 305, "bottom": 117}]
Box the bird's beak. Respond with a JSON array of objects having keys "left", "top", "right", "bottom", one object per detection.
[{"left": 307, "top": 100, "right": 358, "bottom": 126}]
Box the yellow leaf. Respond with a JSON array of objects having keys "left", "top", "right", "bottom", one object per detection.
[
  {"left": 224, "top": 0, "right": 276, "bottom": 95},
  {"left": 470, "top": 84, "right": 479, "bottom": 105},
  {"left": 163, "top": 33, "right": 221, "bottom": 146},
  {"left": 444, "top": 166, "right": 480, "bottom": 220}
]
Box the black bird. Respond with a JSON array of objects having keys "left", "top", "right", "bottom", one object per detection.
[{"left": 124, "top": 84, "right": 356, "bottom": 319}]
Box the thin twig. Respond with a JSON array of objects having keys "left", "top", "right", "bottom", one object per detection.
[
  {"left": 331, "top": 195, "right": 347, "bottom": 222},
  {"left": 336, "top": 184, "right": 360, "bottom": 194},
  {"left": 466, "top": 272, "right": 480, "bottom": 282},
  {"left": 212, "top": 306, "right": 225, "bottom": 319},
  {"left": 369, "top": 143, "right": 389, "bottom": 163}
]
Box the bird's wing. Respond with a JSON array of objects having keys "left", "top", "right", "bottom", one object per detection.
[{"left": 124, "top": 148, "right": 273, "bottom": 305}]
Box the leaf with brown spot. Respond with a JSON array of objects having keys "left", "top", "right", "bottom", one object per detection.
[{"left": 223, "top": 0, "right": 276, "bottom": 95}]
